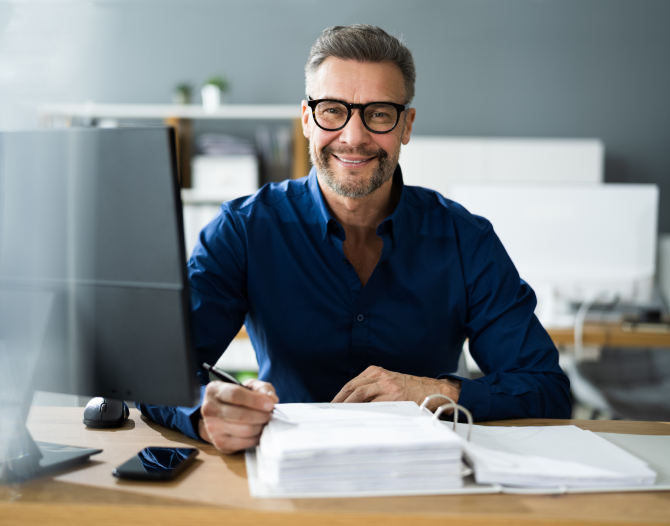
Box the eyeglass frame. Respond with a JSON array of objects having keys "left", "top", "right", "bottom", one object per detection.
[{"left": 307, "top": 97, "right": 407, "bottom": 134}]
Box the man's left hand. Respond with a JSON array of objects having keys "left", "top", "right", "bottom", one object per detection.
[{"left": 331, "top": 365, "right": 462, "bottom": 412}]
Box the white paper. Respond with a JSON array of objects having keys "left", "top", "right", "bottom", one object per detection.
[
  {"left": 457, "top": 425, "right": 657, "bottom": 488},
  {"left": 250, "top": 402, "right": 465, "bottom": 497}
]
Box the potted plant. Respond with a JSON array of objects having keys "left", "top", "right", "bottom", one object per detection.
[
  {"left": 172, "top": 82, "right": 194, "bottom": 104},
  {"left": 201, "top": 75, "right": 230, "bottom": 111}
]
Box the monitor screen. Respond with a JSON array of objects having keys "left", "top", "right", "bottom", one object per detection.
[{"left": 0, "top": 128, "right": 201, "bottom": 412}]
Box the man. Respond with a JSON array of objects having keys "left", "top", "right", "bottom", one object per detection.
[{"left": 139, "top": 25, "right": 571, "bottom": 454}]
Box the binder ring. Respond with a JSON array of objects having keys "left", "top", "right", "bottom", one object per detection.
[
  {"left": 419, "top": 394, "right": 473, "bottom": 442},
  {"left": 419, "top": 394, "right": 457, "bottom": 415}
]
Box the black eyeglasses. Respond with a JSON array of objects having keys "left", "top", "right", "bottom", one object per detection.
[{"left": 307, "top": 97, "right": 406, "bottom": 134}]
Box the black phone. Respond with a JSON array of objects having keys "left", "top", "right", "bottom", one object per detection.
[{"left": 112, "top": 447, "right": 199, "bottom": 481}]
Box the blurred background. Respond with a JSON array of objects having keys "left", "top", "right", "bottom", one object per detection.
[{"left": 2, "top": 0, "right": 669, "bottom": 420}]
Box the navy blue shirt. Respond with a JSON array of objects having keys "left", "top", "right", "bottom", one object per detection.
[{"left": 138, "top": 166, "right": 571, "bottom": 439}]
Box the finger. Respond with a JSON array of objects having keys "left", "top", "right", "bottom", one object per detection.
[
  {"left": 243, "top": 378, "right": 279, "bottom": 402},
  {"left": 342, "top": 382, "right": 385, "bottom": 403},
  {"left": 361, "top": 365, "right": 385, "bottom": 378},
  {"left": 201, "top": 397, "right": 273, "bottom": 425},
  {"left": 331, "top": 376, "right": 378, "bottom": 403},
  {"left": 203, "top": 418, "right": 265, "bottom": 440},
  {"left": 206, "top": 381, "right": 275, "bottom": 412},
  {"left": 210, "top": 432, "right": 263, "bottom": 455}
]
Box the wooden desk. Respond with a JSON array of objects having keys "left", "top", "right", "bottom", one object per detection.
[
  {"left": 547, "top": 322, "right": 670, "bottom": 348},
  {"left": 2, "top": 408, "right": 670, "bottom": 526},
  {"left": 238, "top": 325, "right": 670, "bottom": 348}
]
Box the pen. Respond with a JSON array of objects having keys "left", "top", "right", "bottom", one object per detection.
[{"left": 202, "top": 362, "right": 290, "bottom": 420}]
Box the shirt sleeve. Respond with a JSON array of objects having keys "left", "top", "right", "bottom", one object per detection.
[
  {"left": 138, "top": 205, "right": 249, "bottom": 438},
  {"left": 135, "top": 385, "right": 206, "bottom": 440},
  {"left": 444, "top": 214, "right": 571, "bottom": 421},
  {"left": 188, "top": 205, "right": 250, "bottom": 368}
]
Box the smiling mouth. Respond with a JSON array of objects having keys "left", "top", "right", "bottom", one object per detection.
[{"left": 332, "top": 154, "right": 376, "bottom": 165}]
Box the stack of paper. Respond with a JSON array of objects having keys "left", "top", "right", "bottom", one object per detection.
[
  {"left": 252, "top": 402, "right": 465, "bottom": 497},
  {"left": 457, "top": 425, "right": 657, "bottom": 488}
]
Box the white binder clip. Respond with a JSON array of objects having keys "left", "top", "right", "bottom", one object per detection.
[{"left": 419, "top": 393, "right": 473, "bottom": 442}]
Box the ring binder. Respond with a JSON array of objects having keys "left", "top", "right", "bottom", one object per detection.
[
  {"left": 246, "top": 402, "right": 664, "bottom": 498},
  {"left": 251, "top": 402, "right": 467, "bottom": 497},
  {"left": 419, "top": 394, "right": 473, "bottom": 442}
]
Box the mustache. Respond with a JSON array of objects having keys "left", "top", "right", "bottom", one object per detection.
[{"left": 321, "top": 145, "right": 389, "bottom": 161}]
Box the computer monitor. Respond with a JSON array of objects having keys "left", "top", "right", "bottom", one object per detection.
[
  {"left": 449, "top": 183, "right": 659, "bottom": 328},
  {"left": 0, "top": 128, "right": 200, "bottom": 480}
]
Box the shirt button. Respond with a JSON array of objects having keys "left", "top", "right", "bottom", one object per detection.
[{"left": 357, "top": 314, "right": 365, "bottom": 322}]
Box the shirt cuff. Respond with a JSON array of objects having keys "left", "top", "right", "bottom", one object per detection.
[
  {"left": 187, "top": 395, "right": 206, "bottom": 440},
  {"left": 135, "top": 385, "right": 207, "bottom": 441},
  {"left": 438, "top": 374, "right": 491, "bottom": 422},
  {"left": 182, "top": 385, "right": 207, "bottom": 440},
  {"left": 174, "top": 406, "right": 201, "bottom": 440}
]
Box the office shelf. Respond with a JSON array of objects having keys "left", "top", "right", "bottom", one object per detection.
[
  {"left": 37, "top": 103, "right": 301, "bottom": 121},
  {"left": 36, "top": 102, "right": 310, "bottom": 185}
]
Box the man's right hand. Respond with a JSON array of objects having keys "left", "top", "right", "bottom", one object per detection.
[{"left": 198, "top": 379, "right": 278, "bottom": 455}]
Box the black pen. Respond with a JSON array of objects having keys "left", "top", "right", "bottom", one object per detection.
[{"left": 202, "top": 362, "right": 290, "bottom": 420}]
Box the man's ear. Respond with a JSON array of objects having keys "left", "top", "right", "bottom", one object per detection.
[
  {"left": 401, "top": 108, "right": 416, "bottom": 146},
  {"left": 301, "top": 100, "right": 311, "bottom": 139}
]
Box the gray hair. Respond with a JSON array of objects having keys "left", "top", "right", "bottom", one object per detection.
[{"left": 305, "top": 24, "right": 416, "bottom": 105}]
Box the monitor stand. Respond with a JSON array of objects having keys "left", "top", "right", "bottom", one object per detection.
[
  {"left": 1, "top": 410, "right": 101, "bottom": 483},
  {"left": 0, "top": 290, "right": 102, "bottom": 483}
]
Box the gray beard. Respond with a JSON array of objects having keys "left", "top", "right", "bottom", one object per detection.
[{"left": 310, "top": 142, "right": 399, "bottom": 199}]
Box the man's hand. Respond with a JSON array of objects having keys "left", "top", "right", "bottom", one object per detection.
[
  {"left": 331, "top": 365, "right": 462, "bottom": 413},
  {"left": 199, "top": 379, "right": 278, "bottom": 455}
]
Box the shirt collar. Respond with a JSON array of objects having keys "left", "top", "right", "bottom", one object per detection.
[{"left": 307, "top": 164, "right": 406, "bottom": 243}]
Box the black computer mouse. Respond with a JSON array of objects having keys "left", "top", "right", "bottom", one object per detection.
[{"left": 83, "top": 397, "right": 130, "bottom": 428}]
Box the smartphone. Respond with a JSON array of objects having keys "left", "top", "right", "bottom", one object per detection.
[{"left": 112, "top": 447, "right": 199, "bottom": 481}]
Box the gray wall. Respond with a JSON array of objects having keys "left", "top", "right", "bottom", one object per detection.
[{"left": 1, "top": 0, "right": 669, "bottom": 228}]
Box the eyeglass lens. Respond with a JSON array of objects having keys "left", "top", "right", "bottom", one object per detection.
[{"left": 314, "top": 101, "right": 398, "bottom": 132}]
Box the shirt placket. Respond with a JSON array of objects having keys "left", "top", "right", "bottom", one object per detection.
[{"left": 330, "top": 223, "right": 394, "bottom": 379}]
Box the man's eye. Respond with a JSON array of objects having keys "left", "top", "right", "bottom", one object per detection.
[{"left": 325, "top": 108, "right": 341, "bottom": 114}]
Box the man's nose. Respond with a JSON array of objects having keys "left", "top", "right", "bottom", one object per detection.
[{"left": 337, "top": 109, "right": 372, "bottom": 148}]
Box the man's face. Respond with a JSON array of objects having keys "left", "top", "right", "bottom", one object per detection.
[{"left": 302, "top": 58, "right": 415, "bottom": 199}]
